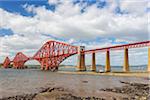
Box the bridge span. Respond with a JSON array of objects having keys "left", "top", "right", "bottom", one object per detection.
[{"left": 3, "top": 40, "right": 150, "bottom": 72}]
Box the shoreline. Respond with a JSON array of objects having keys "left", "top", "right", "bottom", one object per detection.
[
  {"left": 0, "top": 69, "right": 149, "bottom": 100},
  {"left": 57, "top": 71, "right": 150, "bottom": 78},
  {"left": 1, "top": 81, "right": 149, "bottom": 100}
]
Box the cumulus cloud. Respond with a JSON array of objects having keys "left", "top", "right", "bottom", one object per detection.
[
  {"left": 119, "top": 0, "right": 148, "bottom": 15},
  {"left": 48, "top": 0, "right": 61, "bottom": 5},
  {"left": 0, "top": 0, "right": 149, "bottom": 65},
  {"left": 1, "top": 0, "right": 147, "bottom": 41}
]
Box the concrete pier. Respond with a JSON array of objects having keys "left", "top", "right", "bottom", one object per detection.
[
  {"left": 91, "top": 52, "right": 96, "bottom": 71},
  {"left": 77, "top": 46, "right": 86, "bottom": 71},
  {"left": 148, "top": 48, "right": 150, "bottom": 72},
  {"left": 105, "top": 50, "right": 110, "bottom": 72},
  {"left": 123, "top": 48, "right": 129, "bottom": 72}
]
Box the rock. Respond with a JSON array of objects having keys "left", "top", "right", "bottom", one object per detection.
[
  {"left": 82, "top": 80, "right": 88, "bottom": 83},
  {"left": 140, "top": 96, "right": 147, "bottom": 100},
  {"left": 99, "top": 81, "right": 150, "bottom": 99}
]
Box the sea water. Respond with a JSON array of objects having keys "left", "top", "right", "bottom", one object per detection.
[{"left": 0, "top": 65, "right": 148, "bottom": 98}]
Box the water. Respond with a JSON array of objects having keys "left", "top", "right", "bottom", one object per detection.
[
  {"left": 59, "top": 65, "right": 148, "bottom": 72},
  {"left": 0, "top": 66, "right": 148, "bottom": 98},
  {"left": 103, "top": 66, "right": 147, "bottom": 72}
]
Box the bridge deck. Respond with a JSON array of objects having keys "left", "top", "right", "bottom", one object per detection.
[{"left": 83, "top": 41, "right": 150, "bottom": 54}]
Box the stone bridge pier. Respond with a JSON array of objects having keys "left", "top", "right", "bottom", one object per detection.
[
  {"left": 76, "top": 47, "right": 150, "bottom": 72},
  {"left": 77, "top": 46, "right": 86, "bottom": 71}
]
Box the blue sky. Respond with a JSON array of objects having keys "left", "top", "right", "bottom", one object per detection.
[
  {"left": 0, "top": 0, "right": 133, "bottom": 43},
  {"left": 0, "top": 0, "right": 107, "bottom": 16},
  {"left": 0, "top": 0, "right": 108, "bottom": 37},
  {"left": 0, "top": 0, "right": 149, "bottom": 65},
  {"left": 0, "top": 0, "right": 56, "bottom": 16}
]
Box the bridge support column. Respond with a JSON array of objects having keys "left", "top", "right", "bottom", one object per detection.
[
  {"left": 91, "top": 52, "right": 96, "bottom": 71},
  {"left": 123, "top": 48, "right": 129, "bottom": 72},
  {"left": 148, "top": 48, "right": 150, "bottom": 72},
  {"left": 105, "top": 50, "right": 111, "bottom": 72},
  {"left": 45, "top": 58, "right": 49, "bottom": 70},
  {"left": 77, "top": 46, "right": 86, "bottom": 71},
  {"left": 41, "top": 60, "right": 45, "bottom": 70}
]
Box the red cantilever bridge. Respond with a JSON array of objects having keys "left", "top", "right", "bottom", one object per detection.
[{"left": 3, "top": 40, "right": 150, "bottom": 72}]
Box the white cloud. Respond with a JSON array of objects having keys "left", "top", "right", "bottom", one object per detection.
[
  {"left": 0, "top": 1, "right": 148, "bottom": 41},
  {"left": 119, "top": 0, "right": 148, "bottom": 15},
  {"left": 48, "top": 0, "right": 61, "bottom": 5},
  {"left": 26, "top": 1, "right": 148, "bottom": 41},
  {"left": 0, "top": 0, "right": 149, "bottom": 65}
]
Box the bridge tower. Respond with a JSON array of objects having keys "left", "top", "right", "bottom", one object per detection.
[
  {"left": 77, "top": 46, "right": 86, "bottom": 71},
  {"left": 3, "top": 57, "right": 11, "bottom": 68},
  {"left": 13, "top": 52, "right": 29, "bottom": 69},
  {"left": 33, "top": 41, "right": 78, "bottom": 71}
]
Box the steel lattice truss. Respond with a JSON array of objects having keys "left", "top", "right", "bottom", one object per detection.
[
  {"left": 3, "top": 57, "right": 11, "bottom": 68},
  {"left": 3, "top": 41, "right": 78, "bottom": 70},
  {"left": 13, "top": 52, "right": 29, "bottom": 69},
  {"left": 33, "top": 41, "right": 78, "bottom": 70},
  {"left": 2, "top": 40, "right": 150, "bottom": 71}
]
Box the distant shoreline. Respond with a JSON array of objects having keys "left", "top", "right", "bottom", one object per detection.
[
  {"left": 0, "top": 65, "right": 149, "bottom": 78},
  {"left": 57, "top": 71, "right": 150, "bottom": 78}
]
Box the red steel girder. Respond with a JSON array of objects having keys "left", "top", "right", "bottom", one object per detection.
[
  {"left": 33, "top": 41, "right": 78, "bottom": 70},
  {"left": 13, "top": 52, "right": 29, "bottom": 69},
  {"left": 3, "top": 56, "right": 11, "bottom": 68},
  {"left": 5, "top": 40, "right": 149, "bottom": 71},
  {"left": 83, "top": 41, "right": 150, "bottom": 54}
]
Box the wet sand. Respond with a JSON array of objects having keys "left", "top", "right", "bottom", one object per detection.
[{"left": 0, "top": 68, "right": 149, "bottom": 100}]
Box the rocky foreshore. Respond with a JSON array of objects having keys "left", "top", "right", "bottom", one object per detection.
[
  {"left": 0, "top": 87, "right": 105, "bottom": 100},
  {"left": 1, "top": 81, "right": 150, "bottom": 100},
  {"left": 100, "top": 81, "right": 150, "bottom": 100}
]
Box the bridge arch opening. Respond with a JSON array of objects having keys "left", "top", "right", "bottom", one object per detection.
[
  {"left": 24, "top": 59, "right": 41, "bottom": 69},
  {"left": 108, "top": 47, "right": 148, "bottom": 72},
  {"left": 128, "top": 47, "right": 148, "bottom": 71},
  {"left": 94, "top": 52, "right": 106, "bottom": 72},
  {"left": 59, "top": 55, "right": 77, "bottom": 71},
  {"left": 110, "top": 50, "right": 124, "bottom": 72}
]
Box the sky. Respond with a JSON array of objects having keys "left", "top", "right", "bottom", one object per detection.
[{"left": 0, "top": 0, "right": 149, "bottom": 66}]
